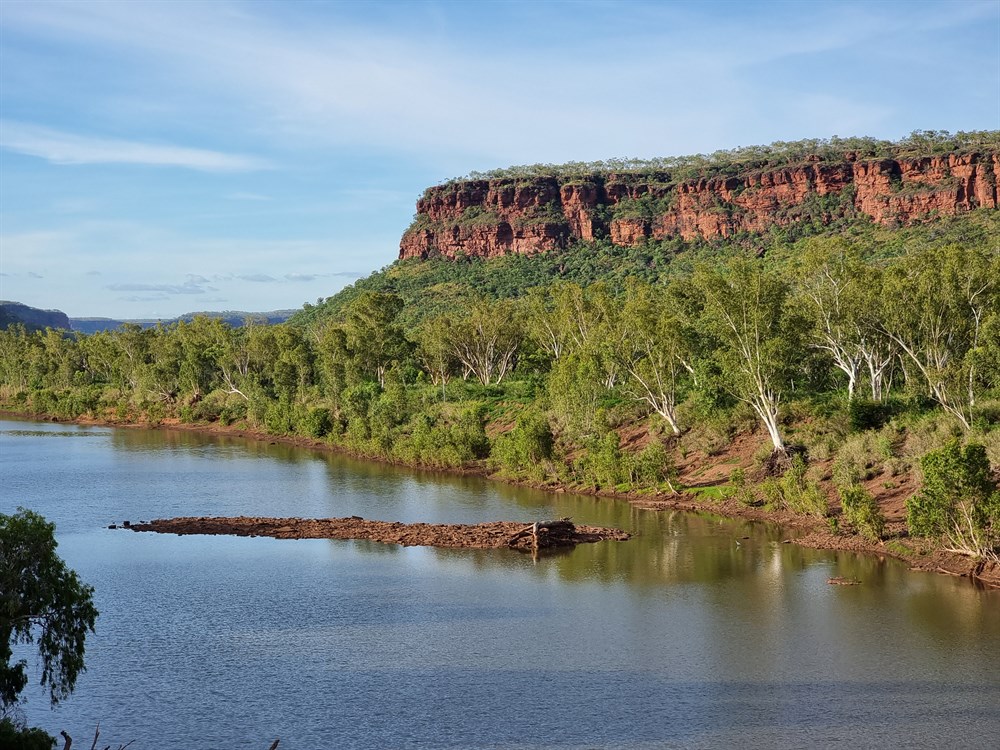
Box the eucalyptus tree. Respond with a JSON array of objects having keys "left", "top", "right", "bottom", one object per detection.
[
  {"left": 448, "top": 298, "right": 522, "bottom": 386},
  {"left": 793, "top": 238, "right": 895, "bottom": 401},
  {"left": 693, "top": 258, "right": 807, "bottom": 453},
  {"left": 140, "top": 325, "right": 184, "bottom": 404},
  {"left": 107, "top": 323, "right": 151, "bottom": 392},
  {"left": 617, "top": 281, "right": 693, "bottom": 435},
  {"left": 0, "top": 325, "right": 32, "bottom": 392},
  {"left": 342, "top": 292, "right": 408, "bottom": 389},
  {"left": 881, "top": 243, "right": 999, "bottom": 429},
  {"left": 522, "top": 284, "right": 572, "bottom": 363},
  {"left": 414, "top": 314, "right": 460, "bottom": 388},
  {"left": 172, "top": 316, "right": 228, "bottom": 398},
  {"left": 313, "top": 322, "right": 350, "bottom": 403}
]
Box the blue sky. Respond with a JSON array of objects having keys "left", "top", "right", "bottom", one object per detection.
[{"left": 1, "top": 0, "right": 998, "bottom": 319}]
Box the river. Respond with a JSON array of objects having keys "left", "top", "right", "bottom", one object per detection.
[{"left": 2, "top": 417, "right": 998, "bottom": 748}]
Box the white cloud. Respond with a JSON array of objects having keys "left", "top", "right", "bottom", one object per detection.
[
  {"left": 0, "top": 121, "right": 270, "bottom": 171},
  {"left": 107, "top": 281, "right": 214, "bottom": 295},
  {"left": 3, "top": 0, "right": 995, "bottom": 167}
]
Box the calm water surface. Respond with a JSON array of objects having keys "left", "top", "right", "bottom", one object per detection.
[{"left": 2, "top": 418, "right": 998, "bottom": 749}]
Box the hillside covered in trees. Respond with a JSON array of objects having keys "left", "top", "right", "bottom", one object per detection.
[{"left": 2, "top": 133, "right": 999, "bottom": 581}]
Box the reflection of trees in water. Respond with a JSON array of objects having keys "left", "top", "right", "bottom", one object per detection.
[
  {"left": 107, "top": 425, "right": 996, "bottom": 644},
  {"left": 110, "top": 426, "right": 311, "bottom": 463}
]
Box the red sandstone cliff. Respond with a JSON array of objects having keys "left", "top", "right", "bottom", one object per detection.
[{"left": 399, "top": 152, "right": 998, "bottom": 260}]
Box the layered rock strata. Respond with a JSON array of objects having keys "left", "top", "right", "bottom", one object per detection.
[{"left": 399, "top": 152, "right": 998, "bottom": 260}]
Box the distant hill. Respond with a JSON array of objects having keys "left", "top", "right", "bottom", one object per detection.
[
  {"left": 0, "top": 302, "right": 296, "bottom": 333},
  {"left": 69, "top": 310, "right": 298, "bottom": 333},
  {"left": 0, "top": 301, "right": 71, "bottom": 331}
]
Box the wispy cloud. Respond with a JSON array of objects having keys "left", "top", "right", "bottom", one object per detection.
[
  {"left": 3, "top": 0, "right": 996, "bottom": 167},
  {"left": 107, "top": 281, "right": 215, "bottom": 295},
  {"left": 0, "top": 121, "right": 270, "bottom": 171},
  {"left": 238, "top": 273, "right": 277, "bottom": 283}
]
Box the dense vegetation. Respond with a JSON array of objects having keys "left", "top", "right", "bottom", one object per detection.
[
  {"left": 448, "top": 130, "right": 1000, "bottom": 185},
  {"left": 296, "top": 210, "right": 999, "bottom": 328},
  {"left": 2, "top": 215, "right": 998, "bottom": 566}
]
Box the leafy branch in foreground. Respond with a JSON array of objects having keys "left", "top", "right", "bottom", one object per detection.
[{"left": 1, "top": 509, "right": 98, "bottom": 710}]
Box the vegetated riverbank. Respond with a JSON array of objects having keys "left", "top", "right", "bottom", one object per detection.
[
  {"left": 8, "top": 409, "right": 998, "bottom": 588},
  {"left": 118, "top": 515, "right": 629, "bottom": 550}
]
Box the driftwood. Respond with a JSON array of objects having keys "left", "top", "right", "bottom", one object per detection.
[
  {"left": 123, "top": 515, "right": 629, "bottom": 549},
  {"left": 58, "top": 726, "right": 134, "bottom": 750},
  {"left": 507, "top": 518, "right": 579, "bottom": 549}
]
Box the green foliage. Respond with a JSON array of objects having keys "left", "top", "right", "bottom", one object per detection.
[
  {"left": 759, "top": 454, "right": 830, "bottom": 516},
  {"left": 832, "top": 432, "right": 884, "bottom": 488},
  {"left": 0, "top": 718, "right": 55, "bottom": 749},
  {"left": 492, "top": 409, "right": 554, "bottom": 474},
  {"left": 392, "top": 404, "right": 490, "bottom": 468},
  {"left": 548, "top": 351, "right": 610, "bottom": 441},
  {"left": 849, "top": 399, "right": 902, "bottom": 431},
  {"left": 1, "top": 509, "right": 98, "bottom": 710},
  {"left": 629, "top": 440, "right": 678, "bottom": 489},
  {"left": 906, "top": 440, "right": 1000, "bottom": 558},
  {"left": 782, "top": 455, "right": 829, "bottom": 517},
  {"left": 299, "top": 407, "right": 333, "bottom": 438},
  {"left": 575, "top": 432, "right": 628, "bottom": 489},
  {"left": 840, "top": 485, "right": 886, "bottom": 541},
  {"left": 729, "top": 468, "right": 755, "bottom": 506},
  {"left": 450, "top": 131, "right": 1000, "bottom": 183}
]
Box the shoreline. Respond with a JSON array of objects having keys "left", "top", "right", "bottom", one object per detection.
[{"left": 5, "top": 408, "right": 998, "bottom": 588}]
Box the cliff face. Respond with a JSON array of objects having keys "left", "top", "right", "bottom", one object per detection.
[
  {"left": 399, "top": 152, "right": 998, "bottom": 260},
  {"left": 0, "top": 301, "right": 71, "bottom": 331}
]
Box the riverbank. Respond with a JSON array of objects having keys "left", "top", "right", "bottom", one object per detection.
[
  {"left": 118, "top": 515, "right": 629, "bottom": 550},
  {"left": 5, "top": 409, "right": 999, "bottom": 588}
]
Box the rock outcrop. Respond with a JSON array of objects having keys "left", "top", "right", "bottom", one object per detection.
[
  {"left": 399, "top": 152, "right": 998, "bottom": 260},
  {"left": 0, "top": 301, "right": 71, "bottom": 331}
]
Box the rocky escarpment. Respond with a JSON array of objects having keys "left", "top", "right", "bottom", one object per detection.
[
  {"left": 399, "top": 152, "right": 999, "bottom": 260},
  {"left": 0, "top": 301, "right": 71, "bottom": 331}
]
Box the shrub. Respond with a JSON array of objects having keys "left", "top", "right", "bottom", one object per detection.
[
  {"left": 849, "top": 398, "right": 902, "bottom": 431},
  {"left": 574, "top": 431, "right": 628, "bottom": 489},
  {"left": 729, "top": 467, "right": 755, "bottom": 506},
  {"left": 906, "top": 439, "right": 1000, "bottom": 560},
  {"left": 631, "top": 440, "right": 678, "bottom": 490},
  {"left": 299, "top": 407, "right": 333, "bottom": 438},
  {"left": 492, "top": 409, "right": 554, "bottom": 473},
  {"left": 832, "top": 432, "right": 882, "bottom": 488},
  {"left": 263, "top": 401, "right": 294, "bottom": 435},
  {"left": 759, "top": 479, "right": 785, "bottom": 511},
  {"left": 840, "top": 485, "right": 886, "bottom": 541},
  {"left": 766, "top": 454, "right": 829, "bottom": 517},
  {"left": 218, "top": 398, "right": 247, "bottom": 426}
]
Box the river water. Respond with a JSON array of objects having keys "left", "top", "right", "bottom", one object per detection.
[{"left": 2, "top": 417, "right": 998, "bottom": 749}]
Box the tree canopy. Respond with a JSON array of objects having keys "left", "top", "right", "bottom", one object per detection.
[{"left": 1, "top": 509, "right": 98, "bottom": 711}]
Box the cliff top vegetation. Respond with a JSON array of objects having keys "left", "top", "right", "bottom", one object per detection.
[{"left": 429, "top": 130, "right": 1000, "bottom": 193}]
